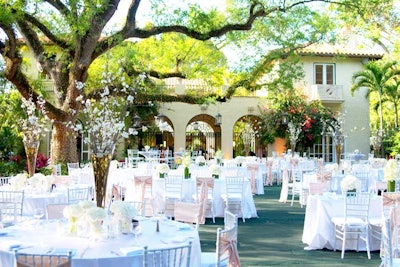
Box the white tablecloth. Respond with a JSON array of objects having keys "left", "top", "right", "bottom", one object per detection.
[
  {"left": 0, "top": 218, "right": 201, "bottom": 267},
  {"left": 302, "top": 194, "right": 382, "bottom": 251}
]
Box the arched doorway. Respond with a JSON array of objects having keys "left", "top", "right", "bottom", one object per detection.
[
  {"left": 185, "top": 114, "right": 221, "bottom": 158},
  {"left": 233, "top": 115, "right": 264, "bottom": 157}
]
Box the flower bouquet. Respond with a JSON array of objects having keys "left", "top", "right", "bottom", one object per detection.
[
  {"left": 157, "top": 163, "right": 170, "bottom": 178},
  {"left": 63, "top": 204, "right": 84, "bottom": 235},
  {"left": 10, "top": 173, "right": 27, "bottom": 191},
  {"left": 29, "top": 173, "right": 55, "bottom": 193},
  {"left": 215, "top": 150, "right": 224, "bottom": 165},
  {"left": 340, "top": 175, "right": 361, "bottom": 194},
  {"left": 195, "top": 156, "right": 206, "bottom": 166},
  {"left": 235, "top": 156, "right": 245, "bottom": 167},
  {"left": 209, "top": 164, "right": 221, "bottom": 179},
  {"left": 182, "top": 152, "right": 191, "bottom": 179},
  {"left": 86, "top": 206, "right": 106, "bottom": 236},
  {"left": 110, "top": 200, "right": 137, "bottom": 234},
  {"left": 384, "top": 159, "right": 398, "bottom": 192}
]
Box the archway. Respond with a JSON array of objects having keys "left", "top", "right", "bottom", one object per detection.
[{"left": 185, "top": 114, "right": 221, "bottom": 159}]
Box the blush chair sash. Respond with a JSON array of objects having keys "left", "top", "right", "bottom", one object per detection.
[{"left": 196, "top": 177, "right": 214, "bottom": 224}]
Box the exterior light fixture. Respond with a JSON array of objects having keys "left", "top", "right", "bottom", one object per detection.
[
  {"left": 281, "top": 112, "right": 289, "bottom": 126},
  {"left": 133, "top": 114, "right": 142, "bottom": 128},
  {"left": 215, "top": 113, "right": 222, "bottom": 126}
]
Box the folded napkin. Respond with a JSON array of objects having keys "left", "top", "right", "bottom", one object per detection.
[
  {"left": 178, "top": 224, "right": 192, "bottom": 231},
  {"left": 120, "top": 246, "right": 143, "bottom": 256},
  {"left": 161, "top": 236, "right": 188, "bottom": 244},
  {"left": 0, "top": 240, "right": 22, "bottom": 250}
]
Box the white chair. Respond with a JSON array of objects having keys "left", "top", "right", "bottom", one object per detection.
[
  {"left": 46, "top": 203, "right": 68, "bottom": 220},
  {"left": 174, "top": 201, "right": 201, "bottom": 229},
  {"left": 134, "top": 175, "right": 153, "bottom": 216},
  {"left": 370, "top": 192, "right": 400, "bottom": 245},
  {"left": 164, "top": 175, "right": 183, "bottom": 217},
  {"left": 127, "top": 149, "right": 142, "bottom": 167},
  {"left": 15, "top": 248, "right": 72, "bottom": 267},
  {"left": 201, "top": 224, "right": 240, "bottom": 267},
  {"left": 143, "top": 241, "right": 192, "bottom": 267},
  {"left": 352, "top": 169, "right": 370, "bottom": 192},
  {"left": 222, "top": 176, "right": 245, "bottom": 222},
  {"left": 331, "top": 192, "right": 371, "bottom": 259},
  {"left": 0, "top": 177, "right": 10, "bottom": 186},
  {"left": 195, "top": 177, "right": 215, "bottom": 223},
  {"left": 0, "top": 190, "right": 24, "bottom": 226},
  {"left": 67, "top": 187, "right": 90, "bottom": 204},
  {"left": 289, "top": 169, "right": 305, "bottom": 207},
  {"left": 380, "top": 216, "right": 400, "bottom": 267},
  {"left": 224, "top": 210, "right": 238, "bottom": 230},
  {"left": 67, "top": 162, "right": 80, "bottom": 183}
]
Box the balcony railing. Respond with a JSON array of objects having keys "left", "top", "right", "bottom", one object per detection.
[{"left": 308, "top": 84, "right": 344, "bottom": 102}]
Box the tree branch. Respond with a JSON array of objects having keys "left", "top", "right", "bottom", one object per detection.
[{"left": 44, "top": 0, "right": 70, "bottom": 20}]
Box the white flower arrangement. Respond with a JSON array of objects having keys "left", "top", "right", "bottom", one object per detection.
[
  {"left": 340, "top": 175, "right": 361, "bottom": 192},
  {"left": 215, "top": 150, "right": 224, "bottom": 159},
  {"left": 70, "top": 68, "right": 142, "bottom": 156},
  {"left": 384, "top": 159, "right": 398, "bottom": 182},
  {"left": 324, "top": 163, "right": 338, "bottom": 173},
  {"left": 287, "top": 122, "right": 301, "bottom": 145},
  {"left": 157, "top": 163, "right": 170, "bottom": 174},
  {"left": 110, "top": 200, "right": 137, "bottom": 219},
  {"left": 209, "top": 164, "right": 221, "bottom": 176},
  {"left": 29, "top": 173, "right": 55, "bottom": 192},
  {"left": 195, "top": 156, "right": 206, "bottom": 166},
  {"left": 86, "top": 206, "right": 106, "bottom": 222},
  {"left": 182, "top": 152, "right": 191, "bottom": 168},
  {"left": 235, "top": 156, "right": 245, "bottom": 165},
  {"left": 17, "top": 95, "right": 48, "bottom": 148},
  {"left": 10, "top": 173, "right": 28, "bottom": 191},
  {"left": 78, "top": 200, "right": 96, "bottom": 210},
  {"left": 63, "top": 204, "right": 84, "bottom": 220}
]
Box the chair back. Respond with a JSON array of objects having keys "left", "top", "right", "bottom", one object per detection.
[
  {"left": 351, "top": 169, "right": 370, "bottom": 192},
  {"left": 143, "top": 241, "right": 192, "bottom": 267},
  {"left": 174, "top": 201, "right": 200, "bottom": 229},
  {"left": 15, "top": 249, "right": 72, "bottom": 267},
  {"left": 46, "top": 203, "right": 68, "bottom": 220},
  {"left": 0, "top": 190, "right": 24, "bottom": 225},
  {"left": 224, "top": 210, "right": 238, "bottom": 230},
  {"left": 246, "top": 163, "right": 259, "bottom": 194},
  {"left": 381, "top": 216, "right": 394, "bottom": 267},
  {"left": 67, "top": 163, "right": 80, "bottom": 183},
  {"left": 0, "top": 177, "right": 11, "bottom": 186},
  {"left": 67, "top": 187, "right": 90, "bottom": 204},
  {"left": 382, "top": 192, "right": 400, "bottom": 218},
  {"left": 225, "top": 176, "right": 245, "bottom": 198},
  {"left": 216, "top": 225, "right": 241, "bottom": 267},
  {"left": 164, "top": 175, "right": 183, "bottom": 199},
  {"left": 344, "top": 192, "right": 370, "bottom": 221}
]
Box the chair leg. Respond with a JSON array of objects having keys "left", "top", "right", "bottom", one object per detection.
[{"left": 341, "top": 228, "right": 346, "bottom": 259}]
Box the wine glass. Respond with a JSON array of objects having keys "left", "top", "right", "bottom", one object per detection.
[{"left": 131, "top": 219, "right": 141, "bottom": 244}]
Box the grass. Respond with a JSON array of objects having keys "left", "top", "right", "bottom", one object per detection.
[{"left": 198, "top": 185, "right": 381, "bottom": 266}]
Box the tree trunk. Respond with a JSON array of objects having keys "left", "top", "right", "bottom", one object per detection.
[{"left": 50, "top": 121, "right": 79, "bottom": 164}]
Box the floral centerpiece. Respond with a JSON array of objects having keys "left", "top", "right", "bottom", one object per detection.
[
  {"left": 195, "top": 156, "right": 206, "bottom": 166},
  {"left": 340, "top": 175, "right": 361, "bottom": 193},
  {"left": 110, "top": 200, "right": 137, "bottom": 234},
  {"left": 63, "top": 204, "right": 84, "bottom": 235},
  {"left": 182, "top": 152, "right": 191, "bottom": 179},
  {"left": 287, "top": 122, "right": 301, "bottom": 157},
  {"left": 71, "top": 68, "right": 141, "bottom": 207},
  {"left": 17, "top": 95, "right": 48, "bottom": 177},
  {"left": 86, "top": 206, "right": 107, "bottom": 236},
  {"left": 157, "top": 163, "right": 170, "bottom": 178},
  {"left": 29, "top": 173, "right": 55, "bottom": 193},
  {"left": 209, "top": 164, "right": 221, "bottom": 178},
  {"left": 215, "top": 150, "right": 224, "bottom": 165},
  {"left": 235, "top": 156, "right": 245, "bottom": 167},
  {"left": 9, "top": 173, "right": 27, "bottom": 191},
  {"left": 384, "top": 159, "right": 398, "bottom": 192}
]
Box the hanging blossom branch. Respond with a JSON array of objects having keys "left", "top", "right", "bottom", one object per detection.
[
  {"left": 18, "top": 95, "right": 49, "bottom": 147},
  {"left": 69, "top": 67, "right": 143, "bottom": 156},
  {"left": 332, "top": 112, "right": 346, "bottom": 146}
]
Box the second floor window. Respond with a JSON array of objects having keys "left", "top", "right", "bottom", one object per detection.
[{"left": 314, "top": 63, "right": 335, "bottom": 85}]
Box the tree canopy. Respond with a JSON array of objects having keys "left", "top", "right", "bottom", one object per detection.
[{"left": 0, "top": 0, "right": 395, "bottom": 163}]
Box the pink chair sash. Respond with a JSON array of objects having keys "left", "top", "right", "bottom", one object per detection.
[
  {"left": 219, "top": 233, "right": 241, "bottom": 267},
  {"left": 196, "top": 177, "right": 214, "bottom": 224},
  {"left": 383, "top": 193, "right": 400, "bottom": 207},
  {"left": 247, "top": 164, "right": 259, "bottom": 194},
  {"left": 316, "top": 171, "right": 332, "bottom": 181},
  {"left": 134, "top": 175, "right": 152, "bottom": 203}
]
